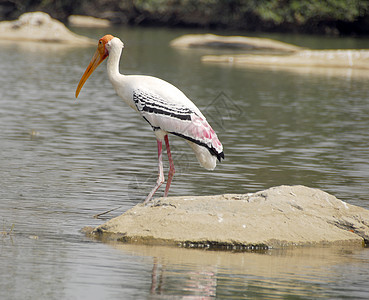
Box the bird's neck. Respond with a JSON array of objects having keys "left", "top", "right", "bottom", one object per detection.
[{"left": 107, "top": 46, "right": 124, "bottom": 83}]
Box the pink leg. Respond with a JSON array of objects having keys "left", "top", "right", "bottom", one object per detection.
[
  {"left": 144, "top": 139, "right": 165, "bottom": 205},
  {"left": 164, "top": 135, "right": 175, "bottom": 197}
]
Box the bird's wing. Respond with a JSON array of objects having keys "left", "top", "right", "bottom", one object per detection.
[{"left": 133, "top": 89, "right": 224, "bottom": 161}]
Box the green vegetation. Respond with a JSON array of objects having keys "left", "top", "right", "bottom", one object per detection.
[{"left": 2, "top": 0, "right": 369, "bottom": 35}]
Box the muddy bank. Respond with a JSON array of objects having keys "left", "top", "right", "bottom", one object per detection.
[{"left": 89, "top": 185, "right": 369, "bottom": 249}]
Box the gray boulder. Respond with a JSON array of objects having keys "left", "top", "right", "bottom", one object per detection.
[
  {"left": 90, "top": 185, "right": 369, "bottom": 249},
  {"left": 0, "top": 11, "right": 94, "bottom": 45}
]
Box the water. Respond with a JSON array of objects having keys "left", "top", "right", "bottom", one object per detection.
[{"left": 1, "top": 26, "right": 369, "bottom": 299}]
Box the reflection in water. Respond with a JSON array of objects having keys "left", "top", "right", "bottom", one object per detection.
[
  {"left": 113, "top": 243, "right": 369, "bottom": 299},
  {"left": 150, "top": 257, "right": 217, "bottom": 298}
]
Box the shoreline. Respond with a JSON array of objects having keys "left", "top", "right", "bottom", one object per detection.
[{"left": 2, "top": 2, "right": 369, "bottom": 36}]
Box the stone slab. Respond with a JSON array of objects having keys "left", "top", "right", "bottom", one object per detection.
[
  {"left": 91, "top": 185, "right": 369, "bottom": 249},
  {"left": 202, "top": 50, "right": 369, "bottom": 70},
  {"left": 170, "top": 34, "right": 302, "bottom": 53}
]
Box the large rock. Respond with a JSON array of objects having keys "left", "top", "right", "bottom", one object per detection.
[
  {"left": 0, "top": 11, "right": 94, "bottom": 44},
  {"left": 68, "top": 15, "right": 111, "bottom": 28},
  {"left": 202, "top": 49, "right": 369, "bottom": 70},
  {"left": 90, "top": 185, "right": 369, "bottom": 249},
  {"left": 170, "top": 34, "right": 302, "bottom": 53}
]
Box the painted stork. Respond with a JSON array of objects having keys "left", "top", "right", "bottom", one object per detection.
[{"left": 76, "top": 35, "right": 224, "bottom": 205}]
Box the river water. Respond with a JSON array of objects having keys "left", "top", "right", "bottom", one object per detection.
[{"left": 1, "top": 26, "right": 369, "bottom": 299}]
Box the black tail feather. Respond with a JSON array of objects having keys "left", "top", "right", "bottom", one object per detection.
[{"left": 170, "top": 131, "right": 224, "bottom": 162}]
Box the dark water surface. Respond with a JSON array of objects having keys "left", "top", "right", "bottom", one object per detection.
[{"left": 1, "top": 27, "right": 369, "bottom": 299}]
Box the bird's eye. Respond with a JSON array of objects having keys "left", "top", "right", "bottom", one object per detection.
[{"left": 99, "top": 40, "right": 102, "bottom": 44}]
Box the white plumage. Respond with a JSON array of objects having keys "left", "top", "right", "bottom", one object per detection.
[{"left": 76, "top": 35, "right": 224, "bottom": 204}]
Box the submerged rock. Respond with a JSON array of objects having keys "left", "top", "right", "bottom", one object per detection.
[
  {"left": 171, "top": 34, "right": 369, "bottom": 71},
  {"left": 170, "top": 34, "right": 302, "bottom": 53},
  {"left": 0, "top": 11, "right": 94, "bottom": 45},
  {"left": 202, "top": 49, "right": 369, "bottom": 70},
  {"left": 90, "top": 185, "right": 369, "bottom": 249}
]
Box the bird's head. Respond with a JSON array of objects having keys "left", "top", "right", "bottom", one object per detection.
[{"left": 75, "top": 34, "right": 123, "bottom": 98}]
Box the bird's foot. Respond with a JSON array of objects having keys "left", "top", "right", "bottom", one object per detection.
[
  {"left": 143, "top": 198, "right": 176, "bottom": 208},
  {"left": 143, "top": 199, "right": 155, "bottom": 207},
  {"left": 152, "top": 198, "right": 177, "bottom": 208}
]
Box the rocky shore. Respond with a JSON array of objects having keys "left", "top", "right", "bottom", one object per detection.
[{"left": 3, "top": 12, "right": 367, "bottom": 74}]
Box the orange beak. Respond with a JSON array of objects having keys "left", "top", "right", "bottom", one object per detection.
[{"left": 75, "top": 43, "right": 108, "bottom": 98}]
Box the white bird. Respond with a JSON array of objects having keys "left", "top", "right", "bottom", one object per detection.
[{"left": 76, "top": 35, "right": 224, "bottom": 205}]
